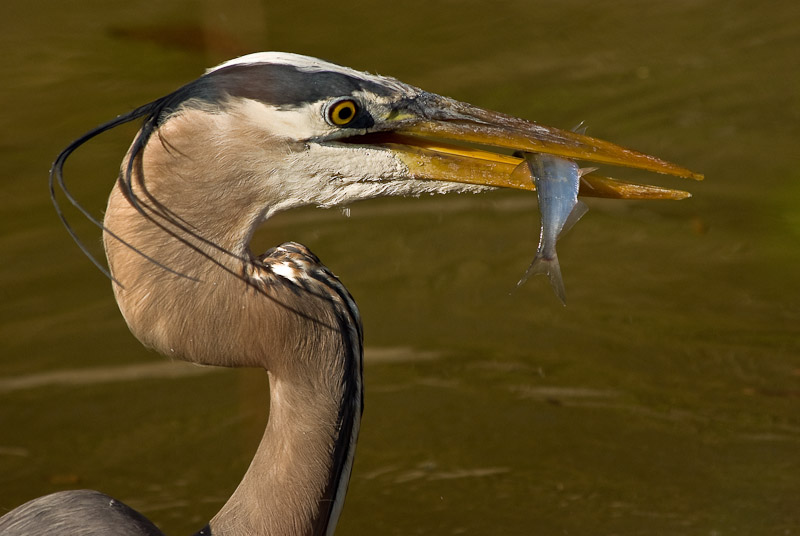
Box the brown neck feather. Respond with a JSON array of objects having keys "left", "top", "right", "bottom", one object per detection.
[{"left": 102, "top": 113, "right": 362, "bottom": 535}]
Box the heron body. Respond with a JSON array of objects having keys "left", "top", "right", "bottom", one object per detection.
[{"left": 0, "top": 52, "right": 700, "bottom": 535}]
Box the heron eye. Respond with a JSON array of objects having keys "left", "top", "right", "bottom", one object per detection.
[{"left": 327, "top": 99, "right": 358, "bottom": 126}]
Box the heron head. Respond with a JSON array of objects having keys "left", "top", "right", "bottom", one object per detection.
[
  {"left": 50, "top": 52, "right": 703, "bottom": 367},
  {"left": 53, "top": 52, "right": 702, "bottom": 283},
  {"left": 128, "top": 52, "right": 700, "bottom": 227}
]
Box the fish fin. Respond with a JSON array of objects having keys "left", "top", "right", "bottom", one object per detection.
[
  {"left": 510, "top": 157, "right": 534, "bottom": 184},
  {"left": 578, "top": 167, "right": 599, "bottom": 178},
  {"left": 571, "top": 121, "right": 588, "bottom": 135},
  {"left": 559, "top": 200, "right": 589, "bottom": 238},
  {"left": 517, "top": 252, "right": 567, "bottom": 306}
]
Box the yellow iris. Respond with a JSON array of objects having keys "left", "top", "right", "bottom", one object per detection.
[{"left": 328, "top": 99, "right": 357, "bottom": 126}]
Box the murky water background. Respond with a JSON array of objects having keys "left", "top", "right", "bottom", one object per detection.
[{"left": 2, "top": 0, "right": 799, "bottom": 534}]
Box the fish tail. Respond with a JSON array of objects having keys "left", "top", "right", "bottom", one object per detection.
[{"left": 517, "top": 252, "right": 567, "bottom": 306}]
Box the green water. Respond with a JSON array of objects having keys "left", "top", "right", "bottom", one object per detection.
[{"left": 2, "top": 0, "right": 799, "bottom": 534}]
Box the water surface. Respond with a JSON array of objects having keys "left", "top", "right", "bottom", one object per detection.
[{"left": 1, "top": 1, "right": 799, "bottom": 534}]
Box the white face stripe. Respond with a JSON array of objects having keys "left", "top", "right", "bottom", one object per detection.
[
  {"left": 207, "top": 52, "right": 373, "bottom": 80},
  {"left": 206, "top": 52, "right": 418, "bottom": 102},
  {"left": 234, "top": 98, "right": 328, "bottom": 140}
]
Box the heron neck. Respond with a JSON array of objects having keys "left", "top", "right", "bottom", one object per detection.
[
  {"left": 105, "top": 190, "right": 363, "bottom": 535},
  {"left": 103, "top": 175, "right": 267, "bottom": 367},
  {"left": 103, "top": 117, "right": 362, "bottom": 534},
  {"left": 209, "top": 369, "right": 360, "bottom": 536}
]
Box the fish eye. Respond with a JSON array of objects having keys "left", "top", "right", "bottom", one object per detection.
[{"left": 326, "top": 98, "right": 358, "bottom": 127}]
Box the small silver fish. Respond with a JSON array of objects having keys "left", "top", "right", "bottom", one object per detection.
[{"left": 517, "top": 153, "right": 590, "bottom": 305}]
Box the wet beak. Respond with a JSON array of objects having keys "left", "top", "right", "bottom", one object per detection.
[{"left": 367, "top": 93, "right": 703, "bottom": 199}]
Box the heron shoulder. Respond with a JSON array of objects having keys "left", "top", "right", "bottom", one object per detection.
[
  {"left": 252, "top": 242, "right": 362, "bottom": 336},
  {"left": 0, "top": 490, "right": 163, "bottom": 536}
]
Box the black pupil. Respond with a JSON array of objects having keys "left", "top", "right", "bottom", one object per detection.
[{"left": 337, "top": 105, "right": 353, "bottom": 120}]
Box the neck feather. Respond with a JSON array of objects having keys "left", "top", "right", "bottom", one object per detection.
[
  {"left": 210, "top": 364, "right": 361, "bottom": 536},
  {"left": 102, "top": 120, "right": 364, "bottom": 534}
]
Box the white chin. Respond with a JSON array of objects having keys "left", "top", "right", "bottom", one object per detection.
[{"left": 314, "top": 179, "right": 495, "bottom": 209}]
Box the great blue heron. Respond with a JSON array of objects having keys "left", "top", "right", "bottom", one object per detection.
[{"left": 0, "top": 52, "right": 700, "bottom": 535}]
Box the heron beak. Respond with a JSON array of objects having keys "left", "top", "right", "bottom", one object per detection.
[{"left": 363, "top": 94, "right": 703, "bottom": 199}]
